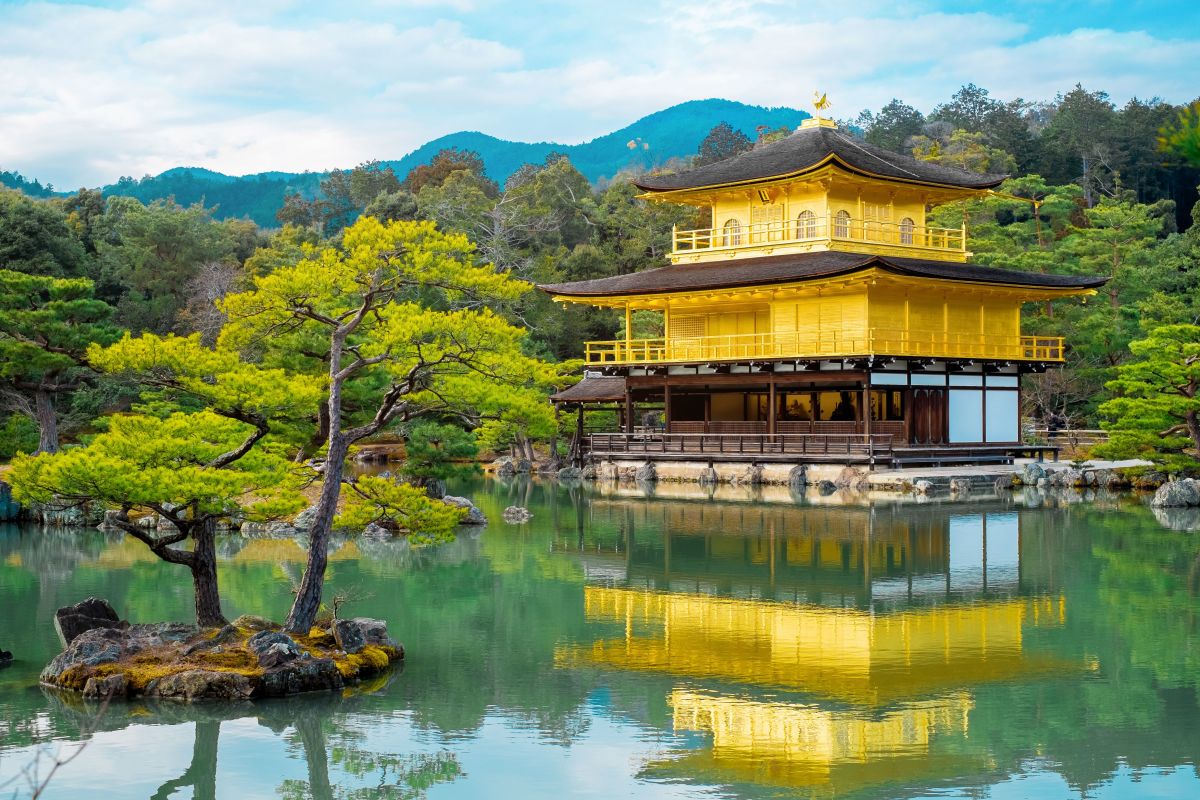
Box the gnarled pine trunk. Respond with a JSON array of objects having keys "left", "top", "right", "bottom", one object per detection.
[
  {"left": 34, "top": 388, "right": 59, "bottom": 454},
  {"left": 191, "top": 517, "right": 226, "bottom": 628}
]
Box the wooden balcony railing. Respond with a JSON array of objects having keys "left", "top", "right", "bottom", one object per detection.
[
  {"left": 584, "top": 330, "right": 1065, "bottom": 365},
  {"left": 588, "top": 432, "right": 894, "bottom": 462},
  {"left": 672, "top": 216, "right": 967, "bottom": 256}
]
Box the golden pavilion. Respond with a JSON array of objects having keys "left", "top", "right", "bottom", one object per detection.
[{"left": 542, "top": 116, "right": 1106, "bottom": 466}]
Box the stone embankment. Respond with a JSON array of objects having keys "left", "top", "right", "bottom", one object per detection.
[
  {"left": 41, "top": 598, "right": 402, "bottom": 701},
  {"left": 555, "top": 457, "right": 1162, "bottom": 498}
]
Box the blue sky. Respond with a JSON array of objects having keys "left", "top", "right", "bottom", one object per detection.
[{"left": 1, "top": 0, "right": 1198, "bottom": 188}]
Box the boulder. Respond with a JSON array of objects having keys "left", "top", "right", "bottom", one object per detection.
[
  {"left": 332, "top": 619, "right": 366, "bottom": 654},
  {"left": 580, "top": 463, "right": 598, "bottom": 481},
  {"left": 634, "top": 462, "right": 658, "bottom": 484},
  {"left": 993, "top": 476, "right": 1013, "bottom": 494},
  {"left": 1021, "top": 462, "right": 1046, "bottom": 485},
  {"left": 333, "top": 617, "right": 398, "bottom": 654},
  {"left": 1151, "top": 479, "right": 1200, "bottom": 508},
  {"left": 914, "top": 480, "right": 935, "bottom": 496},
  {"left": 54, "top": 597, "right": 123, "bottom": 647},
  {"left": 787, "top": 465, "right": 808, "bottom": 491},
  {"left": 493, "top": 459, "right": 516, "bottom": 479},
  {"left": 835, "top": 467, "right": 865, "bottom": 489},
  {"left": 698, "top": 466, "right": 719, "bottom": 486},
  {"left": 247, "top": 631, "right": 302, "bottom": 668},
  {"left": 82, "top": 672, "right": 129, "bottom": 699},
  {"left": 293, "top": 506, "right": 319, "bottom": 532},
  {"left": 258, "top": 657, "right": 344, "bottom": 697},
  {"left": 949, "top": 477, "right": 971, "bottom": 495},
  {"left": 362, "top": 523, "right": 391, "bottom": 539},
  {"left": 732, "top": 464, "right": 764, "bottom": 487},
  {"left": 147, "top": 669, "right": 255, "bottom": 701},
  {"left": 442, "top": 495, "right": 488, "bottom": 525},
  {"left": 514, "top": 458, "right": 533, "bottom": 474},
  {"left": 502, "top": 506, "right": 532, "bottom": 524},
  {"left": 816, "top": 480, "right": 838, "bottom": 496},
  {"left": 0, "top": 648, "right": 12, "bottom": 668},
  {"left": 41, "top": 627, "right": 124, "bottom": 684},
  {"left": 556, "top": 466, "right": 583, "bottom": 481}
]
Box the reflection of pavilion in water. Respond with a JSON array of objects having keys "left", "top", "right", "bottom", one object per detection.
[
  {"left": 556, "top": 499, "right": 1050, "bottom": 610},
  {"left": 553, "top": 499, "right": 1076, "bottom": 795},
  {"left": 644, "top": 690, "right": 984, "bottom": 795}
]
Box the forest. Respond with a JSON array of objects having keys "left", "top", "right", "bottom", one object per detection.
[{"left": 2, "top": 83, "right": 1200, "bottom": 471}]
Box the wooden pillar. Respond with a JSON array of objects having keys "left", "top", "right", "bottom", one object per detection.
[
  {"left": 574, "top": 404, "right": 585, "bottom": 467},
  {"left": 663, "top": 383, "right": 672, "bottom": 434},
  {"left": 768, "top": 377, "right": 777, "bottom": 438},
  {"left": 624, "top": 302, "right": 632, "bottom": 362},
  {"left": 624, "top": 386, "right": 634, "bottom": 433},
  {"left": 663, "top": 304, "right": 671, "bottom": 361}
]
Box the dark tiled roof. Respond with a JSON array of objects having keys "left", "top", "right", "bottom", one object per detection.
[
  {"left": 551, "top": 376, "right": 627, "bottom": 403},
  {"left": 634, "top": 125, "right": 1006, "bottom": 192},
  {"left": 540, "top": 252, "right": 1108, "bottom": 298}
]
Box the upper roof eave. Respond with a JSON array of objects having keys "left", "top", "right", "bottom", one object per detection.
[
  {"left": 538, "top": 252, "right": 1108, "bottom": 299},
  {"left": 631, "top": 125, "right": 1007, "bottom": 194}
]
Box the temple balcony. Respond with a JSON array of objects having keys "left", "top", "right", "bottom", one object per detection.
[
  {"left": 583, "top": 330, "right": 1064, "bottom": 366},
  {"left": 670, "top": 217, "right": 968, "bottom": 264}
]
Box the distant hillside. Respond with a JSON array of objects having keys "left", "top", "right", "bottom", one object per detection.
[{"left": 3, "top": 99, "right": 807, "bottom": 226}]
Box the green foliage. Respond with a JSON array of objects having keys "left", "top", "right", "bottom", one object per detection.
[
  {"left": 9, "top": 410, "right": 305, "bottom": 519},
  {"left": 0, "top": 268, "right": 121, "bottom": 449},
  {"left": 910, "top": 128, "right": 1017, "bottom": 174},
  {"left": 1096, "top": 325, "right": 1200, "bottom": 471},
  {"left": 695, "top": 122, "right": 753, "bottom": 167},
  {"left": 0, "top": 412, "right": 38, "bottom": 459},
  {"left": 405, "top": 148, "right": 496, "bottom": 196},
  {"left": 856, "top": 99, "right": 926, "bottom": 151},
  {"left": 96, "top": 197, "right": 238, "bottom": 333},
  {"left": 1160, "top": 101, "right": 1200, "bottom": 167},
  {"left": 400, "top": 420, "right": 479, "bottom": 484},
  {"left": 0, "top": 188, "right": 90, "bottom": 277},
  {"left": 337, "top": 475, "right": 465, "bottom": 543}
]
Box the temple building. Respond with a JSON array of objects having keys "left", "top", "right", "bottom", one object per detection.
[{"left": 542, "top": 116, "right": 1106, "bottom": 466}]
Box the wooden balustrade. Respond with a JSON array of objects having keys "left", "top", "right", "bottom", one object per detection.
[
  {"left": 671, "top": 216, "right": 966, "bottom": 256},
  {"left": 583, "top": 330, "right": 1064, "bottom": 365}
]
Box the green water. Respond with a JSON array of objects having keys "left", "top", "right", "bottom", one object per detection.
[{"left": 1, "top": 479, "right": 1199, "bottom": 799}]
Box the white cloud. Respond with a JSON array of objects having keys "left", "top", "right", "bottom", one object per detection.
[{"left": 0, "top": 0, "right": 1197, "bottom": 187}]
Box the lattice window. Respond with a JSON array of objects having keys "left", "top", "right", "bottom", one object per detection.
[
  {"left": 899, "top": 216, "right": 915, "bottom": 244},
  {"left": 722, "top": 218, "right": 742, "bottom": 246},
  {"left": 834, "top": 209, "right": 851, "bottom": 237},
  {"left": 750, "top": 204, "right": 784, "bottom": 241},
  {"left": 670, "top": 316, "right": 705, "bottom": 339},
  {"left": 796, "top": 209, "right": 817, "bottom": 239}
]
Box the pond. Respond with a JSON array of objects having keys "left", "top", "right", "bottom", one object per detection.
[{"left": 2, "top": 479, "right": 1199, "bottom": 799}]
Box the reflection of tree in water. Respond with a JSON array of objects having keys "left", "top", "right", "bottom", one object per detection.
[
  {"left": 151, "top": 719, "right": 219, "bottom": 800},
  {"left": 268, "top": 695, "right": 462, "bottom": 800}
]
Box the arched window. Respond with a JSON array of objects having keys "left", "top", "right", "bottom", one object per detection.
[
  {"left": 795, "top": 209, "right": 817, "bottom": 239},
  {"left": 834, "top": 209, "right": 851, "bottom": 238},
  {"left": 899, "top": 217, "right": 915, "bottom": 245},
  {"left": 722, "top": 218, "right": 742, "bottom": 247}
]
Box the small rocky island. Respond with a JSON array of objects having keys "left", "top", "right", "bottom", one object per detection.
[{"left": 43, "top": 598, "right": 402, "bottom": 701}]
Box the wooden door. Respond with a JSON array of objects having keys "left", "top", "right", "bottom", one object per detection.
[{"left": 909, "top": 388, "right": 947, "bottom": 444}]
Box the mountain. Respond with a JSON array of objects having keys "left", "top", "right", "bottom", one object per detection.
[{"left": 2, "top": 99, "right": 808, "bottom": 227}]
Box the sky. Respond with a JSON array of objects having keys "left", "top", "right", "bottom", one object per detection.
[{"left": 1, "top": 0, "right": 1199, "bottom": 188}]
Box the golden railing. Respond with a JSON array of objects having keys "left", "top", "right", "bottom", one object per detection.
[
  {"left": 584, "top": 330, "right": 1064, "bottom": 364},
  {"left": 672, "top": 216, "right": 967, "bottom": 255}
]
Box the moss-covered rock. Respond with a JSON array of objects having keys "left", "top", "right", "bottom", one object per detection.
[{"left": 41, "top": 617, "right": 402, "bottom": 701}]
